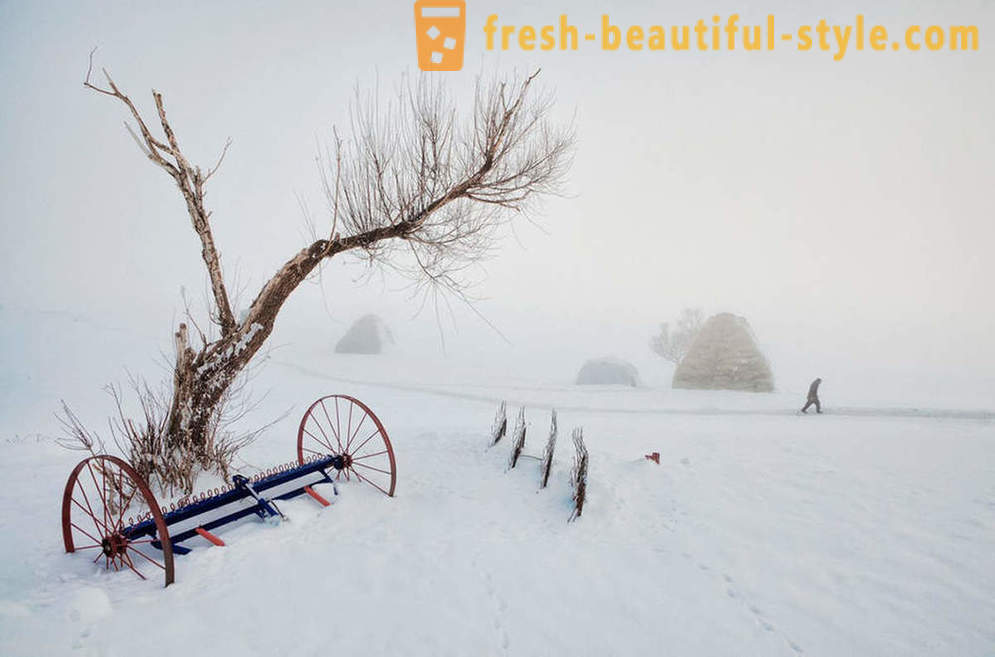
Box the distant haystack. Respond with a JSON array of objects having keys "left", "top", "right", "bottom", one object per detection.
[
  {"left": 334, "top": 314, "right": 394, "bottom": 354},
  {"left": 576, "top": 357, "right": 640, "bottom": 387},
  {"left": 672, "top": 313, "right": 774, "bottom": 392}
]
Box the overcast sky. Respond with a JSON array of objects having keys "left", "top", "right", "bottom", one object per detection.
[{"left": 1, "top": 0, "right": 993, "bottom": 392}]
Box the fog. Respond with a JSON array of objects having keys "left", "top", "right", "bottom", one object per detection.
[{"left": 2, "top": 0, "right": 993, "bottom": 417}]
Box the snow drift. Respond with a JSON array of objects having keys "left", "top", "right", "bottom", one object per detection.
[{"left": 575, "top": 357, "right": 640, "bottom": 387}]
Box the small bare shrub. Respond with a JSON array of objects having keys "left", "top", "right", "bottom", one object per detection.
[
  {"left": 507, "top": 407, "right": 526, "bottom": 469},
  {"left": 57, "top": 372, "right": 275, "bottom": 496},
  {"left": 569, "top": 427, "right": 588, "bottom": 521},
  {"left": 489, "top": 401, "right": 507, "bottom": 446},
  {"left": 539, "top": 409, "right": 557, "bottom": 489}
]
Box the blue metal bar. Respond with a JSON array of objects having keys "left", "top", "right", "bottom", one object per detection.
[{"left": 122, "top": 455, "right": 340, "bottom": 550}]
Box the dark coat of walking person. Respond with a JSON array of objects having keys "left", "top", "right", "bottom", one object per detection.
[{"left": 801, "top": 377, "right": 822, "bottom": 414}]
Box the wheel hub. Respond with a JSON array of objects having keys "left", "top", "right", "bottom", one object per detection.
[{"left": 101, "top": 533, "right": 128, "bottom": 557}]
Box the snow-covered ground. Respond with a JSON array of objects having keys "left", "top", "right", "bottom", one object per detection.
[{"left": 1, "top": 316, "right": 993, "bottom": 657}]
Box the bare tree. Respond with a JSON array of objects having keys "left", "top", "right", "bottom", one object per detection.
[
  {"left": 71, "top": 55, "right": 573, "bottom": 493},
  {"left": 650, "top": 307, "right": 704, "bottom": 365}
]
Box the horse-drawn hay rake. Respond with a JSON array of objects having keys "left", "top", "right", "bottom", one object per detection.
[{"left": 60, "top": 394, "right": 396, "bottom": 587}]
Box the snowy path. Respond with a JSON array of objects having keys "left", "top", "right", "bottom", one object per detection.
[{"left": 277, "top": 360, "right": 995, "bottom": 422}]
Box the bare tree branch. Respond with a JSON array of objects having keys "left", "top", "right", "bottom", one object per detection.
[{"left": 84, "top": 57, "right": 237, "bottom": 335}]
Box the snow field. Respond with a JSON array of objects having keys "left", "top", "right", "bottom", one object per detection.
[{"left": 1, "top": 366, "right": 993, "bottom": 655}]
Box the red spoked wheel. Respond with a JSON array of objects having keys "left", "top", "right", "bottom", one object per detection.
[
  {"left": 297, "top": 395, "right": 397, "bottom": 497},
  {"left": 61, "top": 455, "right": 175, "bottom": 586}
]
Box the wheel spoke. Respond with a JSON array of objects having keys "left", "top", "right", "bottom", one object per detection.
[
  {"left": 115, "top": 468, "right": 124, "bottom": 525},
  {"left": 346, "top": 403, "right": 354, "bottom": 452},
  {"left": 127, "top": 545, "right": 166, "bottom": 570},
  {"left": 73, "top": 544, "right": 103, "bottom": 550},
  {"left": 353, "top": 462, "right": 392, "bottom": 476},
  {"left": 323, "top": 399, "right": 344, "bottom": 452},
  {"left": 86, "top": 463, "right": 110, "bottom": 536},
  {"left": 350, "top": 468, "right": 390, "bottom": 496},
  {"left": 115, "top": 483, "right": 140, "bottom": 533},
  {"left": 77, "top": 477, "right": 111, "bottom": 536},
  {"left": 349, "top": 430, "right": 381, "bottom": 458},
  {"left": 71, "top": 497, "right": 110, "bottom": 536},
  {"left": 120, "top": 550, "right": 147, "bottom": 580},
  {"left": 352, "top": 449, "right": 389, "bottom": 461},
  {"left": 302, "top": 426, "right": 334, "bottom": 453},
  {"left": 70, "top": 521, "right": 103, "bottom": 545},
  {"left": 308, "top": 411, "right": 335, "bottom": 451},
  {"left": 345, "top": 412, "right": 368, "bottom": 453},
  {"left": 334, "top": 398, "right": 342, "bottom": 447}
]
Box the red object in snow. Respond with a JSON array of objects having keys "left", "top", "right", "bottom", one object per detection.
[
  {"left": 195, "top": 527, "right": 226, "bottom": 547},
  {"left": 304, "top": 486, "right": 331, "bottom": 507},
  {"left": 644, "top": 452, "right": 660, "bottom": 465}
]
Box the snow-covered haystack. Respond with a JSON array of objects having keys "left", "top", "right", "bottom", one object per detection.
[
  {"left": 334, "top": 314, "right": 394, "bottom": 354},
  {"left": 575, "top": 357, "right": 640, "bottom": 387},
  {"left": 672, "top": 313, "right": 774, "bottom": 392}
]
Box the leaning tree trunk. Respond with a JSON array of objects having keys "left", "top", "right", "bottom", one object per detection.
[
  {"left": 164, "top": 241, "right": 325, "bottom": 459},
  {"left": 163, "top": 233, "right": 386, "bottom": 458}
]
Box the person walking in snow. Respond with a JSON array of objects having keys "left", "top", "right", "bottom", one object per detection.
[{"left": 801, "top": 377, "right": 822, "bottom": 414}]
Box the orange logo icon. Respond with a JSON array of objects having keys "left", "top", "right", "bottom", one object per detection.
[{"left": 414, "top": 0, "right": 466, "bottom": 71}]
